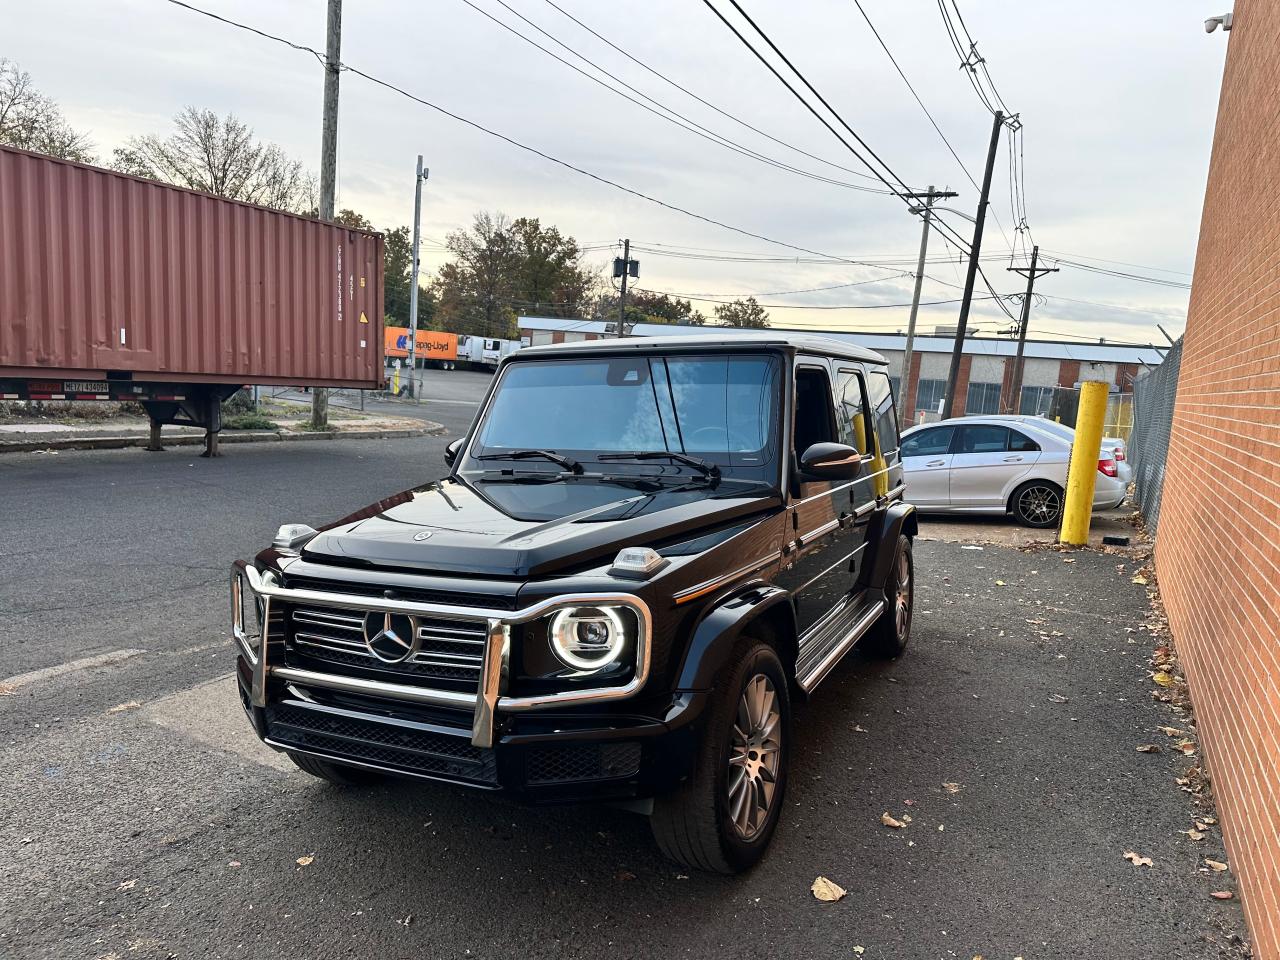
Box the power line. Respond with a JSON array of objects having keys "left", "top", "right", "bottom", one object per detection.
[
  {"left": 634, "top": 275, "right": 912, "bottom": 299},
  {"left": 157, "top": 0, "right": 917, "bottom": 276},
  {"left": 633, "top": 288, "right": 1013, "bottom": 310},
  {"left": 1046, "top": 257, "right": 1193, "bottom": 289},
  {"left": 460, "top": 0, "right": 893, "bottom": 195},
  {"left": 698, "top": 0, "right": 975, "bottom": 254},
  {"left": 1040, "top": 248, "right": 1193, "bottom": 278},
  {"left": 536, "top": 0, "right": 888, "bottom": 187}
]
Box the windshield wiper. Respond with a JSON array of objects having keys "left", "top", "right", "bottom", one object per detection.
[
  {"left": 597, "top": 450, "right": 721, "bottom": 479},
  {"left": 476, "top": 449, "right": 582, "bottom": 474}
]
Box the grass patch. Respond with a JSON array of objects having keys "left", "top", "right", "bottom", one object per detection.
[{"left": 223, "top": 414, "right": 279, "bottom": 431}]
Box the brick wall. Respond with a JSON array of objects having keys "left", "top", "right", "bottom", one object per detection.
[
  {"left": 949, "top": 355, "right": 974, "bottom": 416},
  {"left": 1154, "top": 3, "right": 1280, "bottom": 956}
]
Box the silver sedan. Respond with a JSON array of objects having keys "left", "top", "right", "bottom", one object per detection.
[{"left": 899, "top": 416, "right": 1128, "bottom": 528}]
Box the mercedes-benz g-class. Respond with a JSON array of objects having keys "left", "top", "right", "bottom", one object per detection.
[{"left": 231, "top": 333, "right": 915, "bottom": 872}]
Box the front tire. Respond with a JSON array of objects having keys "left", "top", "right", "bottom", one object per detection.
[
  {"left": 1010, "top": 480, "right": 1064, "bottom": 528},
  {"left": 651, "top": 638, "right": 791, "bottom": 873}
]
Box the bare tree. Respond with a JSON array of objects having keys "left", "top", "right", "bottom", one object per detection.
[
  {"left": 113, "top": 107, "right": 313, "bottom": 212},
  {"left": 0, "top": 59, "right": 93, "bottom": 161}
]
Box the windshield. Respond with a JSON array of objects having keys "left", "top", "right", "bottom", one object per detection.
[{"left": 468, "top": 353, "right": 782, "bottom": 477}]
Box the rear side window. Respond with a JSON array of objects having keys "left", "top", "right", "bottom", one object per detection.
[
  {"left": 955, "top": 425, "right": 1009, "bottom": 453},
  {"left": 901, "top": 426, "right": 954, "bottom": 458},
  {"left": 866, "top": 370, "right": 900, "bottom": 459},
  {"left": 1009, "top": 429, "right": 1040, "bottom": 452}
]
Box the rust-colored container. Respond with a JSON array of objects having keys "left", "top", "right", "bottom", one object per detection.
[{"left": 0, "top": 145, "right": 383, "bottom": 388}]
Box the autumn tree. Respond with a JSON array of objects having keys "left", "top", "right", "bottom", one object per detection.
[
  {"left": 113, "top": 107, "right": 314, "bottom": 212},
  {"left": 0, "top": 60, "right": 93, "bottom": 161},
  {"left": 714, "top": 296, "right": 770, "bottom": 328}
]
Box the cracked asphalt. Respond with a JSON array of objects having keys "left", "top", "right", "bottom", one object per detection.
[{"left": 0, "top": 369, "right": 1249, "bottom": 959}]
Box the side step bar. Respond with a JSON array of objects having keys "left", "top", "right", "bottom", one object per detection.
[{"left": 795, "top": 599, "right": 885, "bottom": 693}]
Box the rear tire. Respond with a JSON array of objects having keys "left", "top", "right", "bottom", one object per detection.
[
  {"left": 651, "top": 638, "right": 791, "bottom": 874},
  {"left": 864, "top": 534, "right": 913, "bottom": 658},
  {"left": 287, "top": 751, "right": 384, "bottom": 786},
  {"left": 1010, "top": 480, "right": 1064, "bottom": 528}
]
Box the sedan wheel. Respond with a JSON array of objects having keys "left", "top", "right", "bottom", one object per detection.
[{"left": 1013, "top": 481, "right": 1063, "bottom": 528}]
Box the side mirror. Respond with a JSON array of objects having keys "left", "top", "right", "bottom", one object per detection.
[
  {"left": 798, "top": 442, "right": 863, "bottom": 482},
  {"left": 444, "top": 438, "right": 464, "bottom": 467}
]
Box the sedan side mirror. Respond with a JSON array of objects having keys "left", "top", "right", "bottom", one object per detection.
[
  {"left": 798, "top": 442, "right": 863, "bottom": 482},
  {"left": 444, "top": 437, "right": 464, "bottom": 467}
]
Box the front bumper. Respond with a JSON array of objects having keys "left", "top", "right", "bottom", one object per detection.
[
  {"left": 235, "top": 655, "right": 706, "bottom": 801},
  {"left": 232, "top": 562, "right": 704, "bottom": 801}
]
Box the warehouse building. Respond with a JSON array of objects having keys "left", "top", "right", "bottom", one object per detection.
[{"left": 517, "top": 316, "right": 1165, "bottom": 421}]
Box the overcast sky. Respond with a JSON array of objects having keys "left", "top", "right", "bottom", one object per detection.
[{"left": 7, "top": 0, "right": 1230, "bottom": 343}]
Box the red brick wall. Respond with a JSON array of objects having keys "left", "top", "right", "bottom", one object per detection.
[
  {"left": 949, "top": 355, "right": 973, "bottom": 416},
  {"left": 1155, "top": 4, "right": 1280, "bottom": 956},
  {"left": 1057, "top": 359, "right": 1081, "bottom": 388},
  {"left": 902, "top": 352, "right": 923, "bottom": 422}
]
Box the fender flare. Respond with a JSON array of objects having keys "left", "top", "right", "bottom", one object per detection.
[
  {"left": 860, "top": 500, "right": 917, "bottom": 599},
  {"left": 675, "top": 585, "right": 796, "bottom": 691}
]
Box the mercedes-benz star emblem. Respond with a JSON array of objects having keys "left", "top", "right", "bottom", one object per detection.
[
  {"left": 413, "top": 530, "right": 433, "bottom": 541},
  {"left": 363, "top": 611, "right": 420, "bottom": 663}
]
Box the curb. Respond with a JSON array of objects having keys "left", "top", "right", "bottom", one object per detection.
[{"left": 0, "top": 420, "right": 444, "bottom": 454}]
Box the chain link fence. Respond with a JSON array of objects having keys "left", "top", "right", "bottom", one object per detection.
[{"left": 1130, "top": 338, "right": 1183, "bottom": 535}]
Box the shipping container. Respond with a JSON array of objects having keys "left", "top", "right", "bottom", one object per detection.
[
  {"left": 383, "top": 327, "right": 457, "bottom": 363},
  {"left": 0, "top": 145, "right": 384, "bottom": 453}
]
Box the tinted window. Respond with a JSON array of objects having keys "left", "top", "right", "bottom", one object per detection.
[
  {"left": 955, "top": 425, "right": 1009, "bottom": 454},
  {"left": 793, "top": 365, "right": 836, "bottom": 455},
  {"left": 1009, "top": 429, "right": 1040, "bottom": 452},
  {"left": 916, "top": 378, "right": 946, "bottom": 415},
  {"left": 901, "top": 426, "right": 954, "bottom": 458},
  {"left": 834, "top": 369, "right": 871, "bottom": 454},
  {"left": 866, "top": 370, "right": 900, "bottom": 458}
]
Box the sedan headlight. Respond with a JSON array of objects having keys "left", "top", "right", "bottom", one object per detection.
[{"left": 548, "top": 606, "right": 628, "bottom": 672}]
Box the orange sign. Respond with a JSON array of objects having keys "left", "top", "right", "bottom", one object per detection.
[{"left": 384, "top": 327, "right": 457, "bottom": 360}]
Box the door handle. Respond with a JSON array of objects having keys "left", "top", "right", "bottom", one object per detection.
[
  {"left": 1003, "top": 456, "right": 1024, "bottom": 462},
  {"left": 926, "top": 459, "right": 946, "bottom": 467}
]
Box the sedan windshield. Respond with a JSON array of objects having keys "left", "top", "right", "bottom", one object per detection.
[{"left": 469, "top": 354, "right": 782, "bottom": 476}]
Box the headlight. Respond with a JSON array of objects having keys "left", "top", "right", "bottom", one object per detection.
[{"left": 548, "top": 606, "right": 628, "bottom": 671}]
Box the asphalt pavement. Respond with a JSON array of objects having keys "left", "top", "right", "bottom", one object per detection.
[{"left": 0, "top": 366, "right": 1247, "bottom": 959}]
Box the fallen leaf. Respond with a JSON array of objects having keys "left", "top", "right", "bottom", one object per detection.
[
  {"left": 227, "top": 860, "right": 242, "bottom": 868},
  {"left": 853, "top": 724, "right": 869, "bottom": 733},
  {"left": 1123, "top": 851, "right": 1154, "bottom": 867},
  {"left": 1049, "top": 694, "right": 1069, "bottom": 703},
  {"left": 1205, "top": 859, "right": 1229, "bottom": 872},
  {"left": 1176, "top": 741, "right": 1197, "bottom": 755},
  {"left": 107, "top": 701, "right": 141, "bottom": 714},
  {"left": 614, "top": 870, "right": 636, "bottom": 881},
  {"left": 1203, "top": 817, "right": 1217, "bottom": 825},
  {"left": 1183, "top": 830, "right": 1205, "bottom": 841},
  {"left": 811, "top": 876, "right": 846, "bottom": 901},
  {"left": 1063, "top": 557, "right": 1076, "bottom": 563},
  {"left": 901, "top": 814, "right": 913, "bottom": 825},
  {"left": 853, "top": 948, "right": 865, "bottom": 956},
  {"left": 1158, "top": 726, "right": 1184, "bottom": 737},
  {"left": 994, "top": 580, "right": 1006, "bottom": 586},
  {"left": 903, "top": 799, "right": 915, "bottom": 806},
  {"left": 880, "top": 812, "right": 905, "bottom": 829},
  {"left": 943, "top": 782, "right": 962, "bottom": 794},
  {"left": 1210, "top": 891, "right": 1234, "bottom": 900},
  {"left": 1136, "top": 744, "right": 1161, "bottom": 753},
  {"left": 296, "top": 855, "right": 314, "bottom": 867},
  {"left": 1132, "top": 575, "right": 1149, "bottom": 585},
  {"left": 116, "top": 878, "right": 137, "bottom": 890},
  {"left": 1152, "top": 671, "right": 1174, "bottom": 687}
]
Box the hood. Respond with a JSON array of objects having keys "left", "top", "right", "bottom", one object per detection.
[{"left": 301, "top": 475, "right": 779, "bottom": 578}]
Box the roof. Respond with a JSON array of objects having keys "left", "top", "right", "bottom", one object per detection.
[
  {"left": 517, "top": 316, "right": 1167, "bottom": 366},
  {"left": 514, "top": 330, "right": 888, "bottom": 364}
]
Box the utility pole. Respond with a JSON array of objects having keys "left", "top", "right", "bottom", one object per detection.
[
  {"left": 941, "top": 110, "right": 1004, "bottom": 420},
  {"left": 902, "top": 185, "right": 958, "bottom": 418},
  {"left": 407, "top": 154, "right": 429, "bottom": 401},
  {"left": 311, "top": 0, "right": 342, "bottom": 430},
  {"left": 613, "top": 239, "right": 638, "bottom": 337},
  {"left": 1003, "top": 245, "right": 1057, "bottom": 413}
]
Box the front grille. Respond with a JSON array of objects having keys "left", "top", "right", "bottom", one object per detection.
[
  {"left": 285, "top": 604, "right": 488, "bottom": 688},
  {"left": 266, "top": 703, "right": 497, "bottom": 783},
  {"left": 526, "top": 742, "right": 642, "bottom": 784}
]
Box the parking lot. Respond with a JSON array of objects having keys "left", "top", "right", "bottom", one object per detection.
[{"left": 0, "top": 369, "right": 1246, "bottom": 959}]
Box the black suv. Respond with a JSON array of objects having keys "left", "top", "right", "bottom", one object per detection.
[{"left": 231, "top": 333, "right": 915, "bottom": 872}]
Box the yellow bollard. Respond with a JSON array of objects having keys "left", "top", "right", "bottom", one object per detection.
[{"left": 1059, "top": 379, "right": 1110, "bottom": 545}]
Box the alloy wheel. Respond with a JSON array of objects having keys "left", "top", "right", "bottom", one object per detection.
[
  {"left": 895, "top": 549, "right": 912, "bottom": 639},
  {"left": 1018, "top": 484, "right": 1062, "bottom": 524},
  {"left": 727, "top": 673, "right": 782, "bottom": 840}
]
